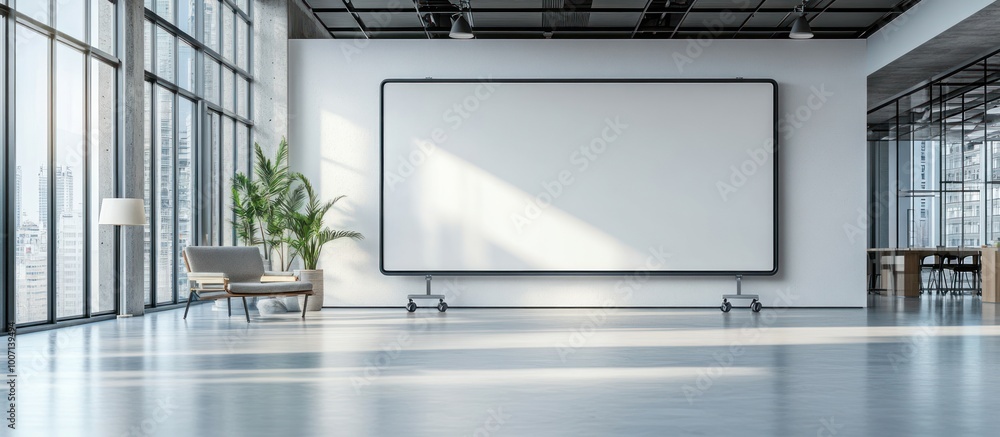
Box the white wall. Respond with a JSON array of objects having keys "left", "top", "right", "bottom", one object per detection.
[{"left": 288, "top": 39, "right": 867, "bottom": 308}]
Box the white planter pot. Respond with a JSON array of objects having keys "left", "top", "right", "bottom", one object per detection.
[{"left": 297, "top": 269, "right": 325, "bottom": 311}]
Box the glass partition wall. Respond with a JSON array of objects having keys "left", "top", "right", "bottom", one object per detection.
[{"left": 869, "top": 50, "right": 1000, "bottom": 249}]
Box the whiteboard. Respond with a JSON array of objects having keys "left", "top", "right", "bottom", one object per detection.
[{"left": 380, "top": 79, "right": 777, "bottom": 275}]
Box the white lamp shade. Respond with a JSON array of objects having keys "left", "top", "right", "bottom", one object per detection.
[{"left": 98, "top": 198, "right": 147, "bottom": 226}]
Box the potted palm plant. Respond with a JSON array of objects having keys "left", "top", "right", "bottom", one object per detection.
[
  {"left": 231, "top": 138, "right": 297, "bottom": 269},
  {"left": 231, "top": 139, "right": 301, "bottom": 313},
  {"left": 286, "top": 174, "right": 364, "bottom": 311}
]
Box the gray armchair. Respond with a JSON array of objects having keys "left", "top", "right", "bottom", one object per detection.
[{"left": 182, "top": 246, "right": 314, "bottom": 322}]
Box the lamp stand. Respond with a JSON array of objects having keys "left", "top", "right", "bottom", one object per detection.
[{"left": 116, "top": 225, "right": 134, "bottom": 318}]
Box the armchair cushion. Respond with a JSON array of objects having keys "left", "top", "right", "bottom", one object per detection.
[
  {"left": 228, "top": 281, "right": 314, "bottom": 294},
  {"left": 184, "top": 246, "right": 265, "bottom": 283}
]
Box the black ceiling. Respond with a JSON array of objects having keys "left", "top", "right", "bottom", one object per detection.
[{"left": 302, "top": 0, "right": 922, "bottom": 39}]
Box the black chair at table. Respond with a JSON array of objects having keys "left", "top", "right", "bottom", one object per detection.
[
  {"left": 868, "top": 251, "right": 884, "bottom": 295},
  {"left": 939, "top": 254, "right": 961, "bottom": 295},
  {"left": 919, "top": 254, "right": 946, "bottom": 295},
  {"left": 951, "top": 254, "right": 981, "bottom": 296}
]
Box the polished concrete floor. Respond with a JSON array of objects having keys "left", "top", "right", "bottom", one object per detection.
[{"left": 16, "top": 295, "right": 1000, "bottom": 436}]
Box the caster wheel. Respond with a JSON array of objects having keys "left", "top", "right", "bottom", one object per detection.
[
  {"left": 721, "top": 301, "right": 732, "bottom": 313},
  {"left": 751, "top": 301, "right": 763, "bottom": 312},
  {"left": 437, "top": 302, "right": 448, "bottom": 312},
  {"left": 406, "top": 301, "right": 417, "bottom": 312}
]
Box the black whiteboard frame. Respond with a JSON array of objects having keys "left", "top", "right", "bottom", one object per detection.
[{"left": 379, "top": 78, "right": 779, "bottom": 277}]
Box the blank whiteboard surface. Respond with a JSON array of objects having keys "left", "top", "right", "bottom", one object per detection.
[{"left": 381, "top": 80, "right": 777, "bottom": 275}]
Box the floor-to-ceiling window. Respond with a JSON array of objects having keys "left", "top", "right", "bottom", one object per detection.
[
  {"left": 143, "top": 0, "right": 253, "bottom": 308},
  {"left": 0, "top": 17, "right": 5, "bottom": 328},
  {"left": 869, "top": 50, "right": 1000, "bottom": 248},
  {"left": 6, "top": 0, "right": 120, "bottom": 329}
]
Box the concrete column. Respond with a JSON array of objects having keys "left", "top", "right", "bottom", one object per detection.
[
  {"left": 252, "top": 0, "right": 290, "bottom": 156},
  {"left": 253, "top": 0, "right": 330, "bottom": 156},
  {"left": 121, "top": 0, "right": 146, "bottom": 316}
]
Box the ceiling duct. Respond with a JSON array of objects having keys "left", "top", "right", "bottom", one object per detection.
[{"left": 542, "top": 0, "right": 593, "bottom": 29}]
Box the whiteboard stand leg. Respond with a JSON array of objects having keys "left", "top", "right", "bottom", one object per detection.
[
  {"left": 722, "top": 275, "right": 762, "bottom": 312},
  {"left": 407, "top": 275, "right": 448, "bottom": 312}
]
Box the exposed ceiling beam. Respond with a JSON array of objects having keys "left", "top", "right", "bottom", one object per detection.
[
  {"left": 338, "top": 0, "right": 371, "bottom": 39},
  {"left": 326, "top": 26, "right": 867, "bottom": 34},
  {"left": 732, "top": 0, "right": 767, "bottom": 39},
  {"left": 858, "top": 0, "right": 921, "bottom": 38},
  {"left": 629, "top": 0, "right": 656, "bottom": 39},
  {"left": 669, "top": 1, "right": 698, "bottom": 39},
  {"left": 412, "top": 0, "right": 433, "bottom": 39},
  {"left": 311, "top": 7, "right": 900, "bottom": 14}
]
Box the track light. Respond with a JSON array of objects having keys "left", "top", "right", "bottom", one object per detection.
[
  {"left": 789, "top": 1, "right": 814, "bottom": 39},
  {"left": 450, "top": 14, "right": 474, "bottom": 39},
  {"left": 449, "top": 0, "right": 474, "bottom": 39}
]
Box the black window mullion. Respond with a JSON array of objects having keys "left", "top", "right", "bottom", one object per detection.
[
  {"left": 938, "top": 85, "right": 944, "bottom": 245},
  {"left": 984, "top": 57, "right": 991, "bottom": 244},
  {"left": 84, "top": 0, "right": 91, "bottom": 48},
  {"left": 894, "top": 100, "right": 899, "bottom": 247},
  {"left": 83, "top": 41, "right": 93, "bottom": 319},
  {"left": 172, "top": 93, "right": 179, "bottom": 304},
  {"left": 148, "top": 82, "right": 158, "bottom": 309},
  {"left": 214, "top": 112, "right": 222, "bottom": 246},
  {"left": 114, "top": 0, "right": 125, "bottom": 316},
  {"left": 4, "top": 12, "right": 17, "bottom": 332},
  {"left": 961, "top": 93, "right": 966, "bottom": 246},
  {"left": 229, "top": 116, "right": 236, "bottom": 246},
  {"left": 47, "top": 33, "right": 57, "bottom": 323}
]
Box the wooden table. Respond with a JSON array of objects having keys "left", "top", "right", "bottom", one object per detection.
[{"left": 868, "top": 247, "right": 996, "bottom": 300}]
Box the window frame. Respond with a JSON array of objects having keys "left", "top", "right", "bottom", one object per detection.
[
  {"left": 143, "top": 0, "right": 253, "bottom": 309},
  {"left": 3, "top": 0, "right": 123, "bottom": 332}
]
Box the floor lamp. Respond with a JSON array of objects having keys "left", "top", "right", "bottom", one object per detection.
[{"left": 98, "top": 198, "right": 147, "bottom": 318}]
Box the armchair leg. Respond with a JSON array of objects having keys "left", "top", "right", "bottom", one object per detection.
[
  {"left": 302, "top": 295, "right": 309, "bottom": 319},
  {"left": 242, "top": 297, "right": 250, "bottom": 323},
  {"left": 227, "top": 298, "right": 232, "bottom": 317},
  {"left": 183, "top": 291, "right": 195, "bottom": 319}
]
